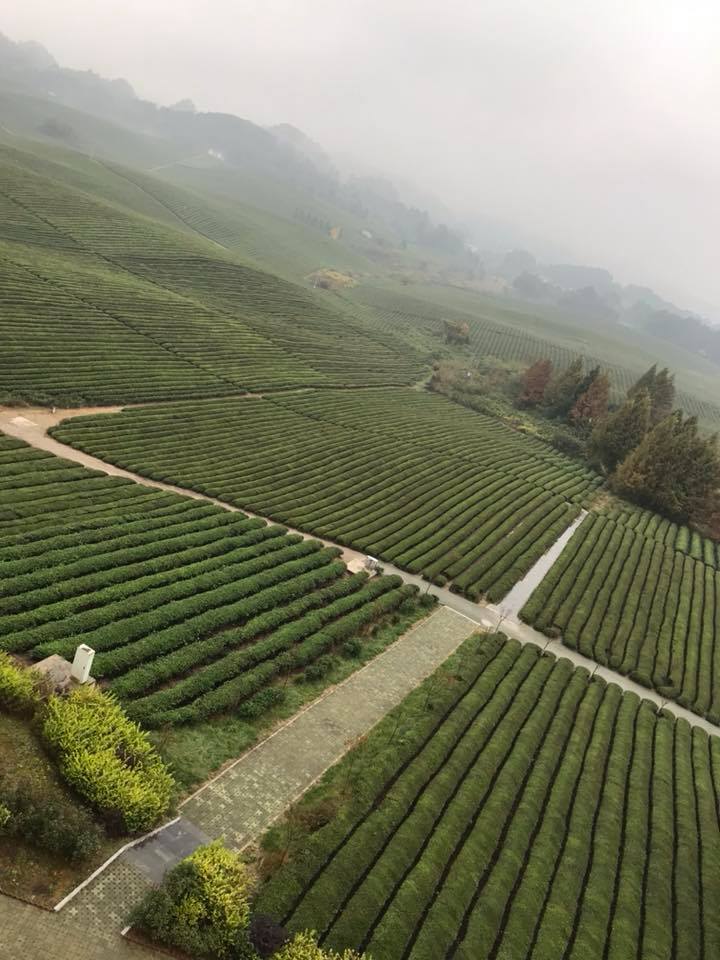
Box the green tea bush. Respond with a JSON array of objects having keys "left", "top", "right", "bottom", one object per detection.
[
  {"left": 42, "top": 687, "right": 173, "bottom": 833},
  {"left": 132, "top": 841, "right": 255, "bottom": 959},
  {"left": 0, "top": 653, "right": 41, "bottom": 715}
]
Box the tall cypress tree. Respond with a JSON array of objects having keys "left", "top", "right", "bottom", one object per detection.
[
  {"left": 589, "top": 389, "right": 651, "bottom": 473},
  {"left": 518, "top": 358, "right": 553, "bottom": 407},
  {"left": 544, "top": 358, "right": 584, "bottom": 416},
  {"left": 628, "top": 364, "right": 658, "bottom": 399},
  {"left": 612, "top": 412, "right": 720, "bottom": 522},
  {"left": 628, "top": 364, "right": 676, "bottom": 426},
  {"left": 571, "top": 372, "right": 610, "bottom": 431},
  {"left": 651, "top": 367, "right": 675, "bottom": 425}
]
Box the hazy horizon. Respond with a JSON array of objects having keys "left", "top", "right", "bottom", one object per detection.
[{"left": 4, "top": 1, "right": 719, "bottom": 317}]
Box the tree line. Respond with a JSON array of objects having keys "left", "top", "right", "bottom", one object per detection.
[{"left": 519, "top": 359, "right": 720, "bottom": 527}]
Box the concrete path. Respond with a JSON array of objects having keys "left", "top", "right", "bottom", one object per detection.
[
  {"left": 180, "top": 606, "right": 477, "bottom": 848},
  {"left": 0, "top": 863, "right": 159, "bottom": 959},
  {"left": 123, "top": 817, "right": 211, "bottom": 884},
  {"left": 0, "top": 607, "right": 476, "bottom": 957},
  {"left": 1, "top": 404, "right": 717, "bottom": 738}
]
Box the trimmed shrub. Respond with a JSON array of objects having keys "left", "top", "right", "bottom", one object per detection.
[
  {"left": 0, "top": 778, "right": 103, "bottom": 860},
  {"left": 0, "top": 653, "right": 41, "bottom": 715},
  {"left": 272, "top": 930, "right": 368, "bottom": 959},
  {"left": 132, "top": 841, "right": 254, "bottom": 959},
  {"left": 42, "top": 687, "right": 173, "bottom": 833}
]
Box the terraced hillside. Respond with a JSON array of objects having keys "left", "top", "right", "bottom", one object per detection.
[
  {"left": 521, "top": 506, "right": 720, "bottom": 722},
  {"left": 52, "top": 389, "right": 600, "bottom": 601},
  {"left": 0, "top": 433, "right": 421, "bottom": 727},
  {"left": 352, "top": 284, "right": 720, "bottom": 430},
  {"left": 0, "top": 148, "right": 425, "bottom": 405},
  {"left": 257, "top": 632, "right": 720, "bottom": 960}
]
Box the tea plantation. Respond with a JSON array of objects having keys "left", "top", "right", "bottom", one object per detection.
[
  {"left": 521, "top": 506, "right": 720, "bottom": 722},
  {"left": 257, "top": 633, "right": 720, "bottom": 960},
  {"left": 0, "top": 150, "right": 424, "bottom": 406},
  {"left": 52, "top": 388, "right": 600, "bottom": 601},
  {"left": 0, "top": 433, "right": 419, "bottom": 726}
]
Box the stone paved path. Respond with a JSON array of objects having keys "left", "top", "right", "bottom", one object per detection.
[
  {"left": 181, "top": 606, "right": 476, "bottom": 846},
  {"left": 1, "top": 607, "right": 476, "bottom": 958},
  {"left": 0, "top": 864, "right": 158, "bottom": 960}
]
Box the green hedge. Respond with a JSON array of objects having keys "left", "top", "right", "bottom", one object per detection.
[{"left": 42, "top": 687, "right": 173, "bottom": 833}]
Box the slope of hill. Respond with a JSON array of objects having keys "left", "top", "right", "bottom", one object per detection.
[{"left": 0, "top": 141, "right": 427, "bottom": 405}]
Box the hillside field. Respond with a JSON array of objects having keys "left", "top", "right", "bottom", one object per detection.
[
  {"left": 52, "top": 389, "right": 600, "bottom": 602},
  {"left": 521, "top": 506, "right": 720, "bottom": 722},
  {"left": 257, "top": 632, "right": 720, "bottom": 960},
  {"left": 0, "top": 433, "right": 428, "bottom": 746}
]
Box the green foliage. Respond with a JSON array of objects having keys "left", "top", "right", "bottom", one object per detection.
[
  {"left": 589, "top": 389, "right": 651, "bottom": 473},
  {"left": 42, "top": 686, "right": 173, "bottom": 833},
  {"left": 272, "top": 930, "right": 369, "bottom": 959},
  {"left": 0, "top": 653, "right": 41, "bottom": 715},
  {"left": 544, "top": 357, "right": 584, "bottom": 416},
  {"left": 612, "top": 412, "right": 720, "bottom": 523},
  {"left": 0, "top": 777, "right": 103, "bottom": 860},
  {"left": 132, "top": 841, "right": 255, "bottom": 959}
]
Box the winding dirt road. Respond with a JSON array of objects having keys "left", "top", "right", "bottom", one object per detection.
[{"left": 2, "top": 403, "right": 717, "bottom": 738}]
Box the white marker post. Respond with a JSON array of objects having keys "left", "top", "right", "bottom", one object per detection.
[{"left": 71, "top": 645, "right": 95, "bottom": 684}]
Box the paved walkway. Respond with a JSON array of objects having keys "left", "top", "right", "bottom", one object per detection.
[
  {"left": 1, "top": 404, "right": 717, "bottom": 739},
  {"left": 181, "top": 606, "right": 477, "bottom": 847},
  {"left": 0, "top": 607, "right": 476, "bottom": 958},
  {"left": 1, "top": 865, "right": 158, "bottom": 959}
]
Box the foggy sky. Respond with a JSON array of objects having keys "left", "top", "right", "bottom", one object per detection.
[{"left": 4, "top": 1, "right": 720, "bottom": 315}]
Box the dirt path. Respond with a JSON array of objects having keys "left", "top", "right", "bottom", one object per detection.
[
  {"left": 1, "top": 403, "right": 717, "bottom": 738},
  {"left": 0, "top": 406, "right": 367, "bottom": 573}
]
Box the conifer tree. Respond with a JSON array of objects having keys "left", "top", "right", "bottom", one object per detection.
[
  {"left": 518, "top": 358, "right": 553, "bottom": 407},
  {"left": 571, "top": 372, "right": 610, "bottom": 430},
  {"left": 628, "top": 364, "right": 676, "bottom": 426},
  {"left": 544, "top": 357, "right": 584, "bottom": 416},
  {"left": 651, "top": 367, "right": 675, "bottom": 425},
  {"left": 628, "top": 364, "right": 658, "bottom": 399},
  {"left": 589, "top": 389, "right": 651, "bottom": 473},
  {"left": 612, "top": 412, "right": 720, "bottom": 522}
]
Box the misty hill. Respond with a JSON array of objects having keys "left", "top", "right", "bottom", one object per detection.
[{"left": 0, "top": 31, "right": 471, "bottom": 267}]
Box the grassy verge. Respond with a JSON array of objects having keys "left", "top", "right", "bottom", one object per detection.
[
  {"left": 252, "top": 629, "right": 498, "bottom": 892},
  {"left": 153, "top": 595, "right": 437, "bottom": 794},
  {"left": 0, "top": 714, "right": 118, "bottom": 908}
]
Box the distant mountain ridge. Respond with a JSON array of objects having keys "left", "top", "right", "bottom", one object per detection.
[{"left": 0, "top": 31, "right": 469, "bottom": 260}]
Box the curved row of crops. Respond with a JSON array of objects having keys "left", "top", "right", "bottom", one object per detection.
[
  {"left": 0, "top": 157, "right": 424, "bottom": 406},
  {"left": 521, "top": 511, "right": 720, "bottom": 721},
  {"left": 257, "top": 633, "right": 720, "bottom": 960},
  {"left": 0, "top": 433, "right": 421, "bottom": 725},
  {"left": 53, "top": 389, "right": 600, "bottom": 601}
]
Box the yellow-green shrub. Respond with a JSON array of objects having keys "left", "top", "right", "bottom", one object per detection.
[
  {"left": 131, "top": 840, "right": 254, "bottom": 959},
  {"left": 0, "top": 653, "right": 41, "bottom": 715},
  {"left": 42, "top": 686, "right": 173, "bottom": 833},
  {"left": 274, "top": 930, "right": 369, "bottom": 960}
]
